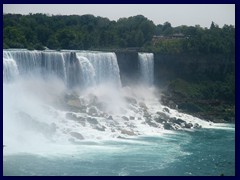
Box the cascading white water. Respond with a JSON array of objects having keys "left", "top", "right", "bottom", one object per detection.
[
  {"left": 138, "top": 53, "right": 154, "bottom": 86},
  {"left": 41, "top": 51, "right": 67, "bottom": 81},
  {"left": 76, "top": 55, "right": 96, "bottom": 88},
  {"left": 76, "top": 51, "right": 121, "bottom": 88},
  {"left": 3, "top": 50, "right": 121, "bottom": 88},
  {"left": 3, "top": 49, "right": 219, "bottom": 156},
  {"left": 3, "top": 49, "right": 234, "bottom": 176},
  {"left": 9, "top": 50, "right": 42, "bottom": 75},
  {"left": 3, "top": 51, "right": 19, "bottom": 82}
]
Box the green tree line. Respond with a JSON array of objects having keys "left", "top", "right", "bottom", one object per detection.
[
  {"left": 3, "top": 13, "right": 235, "bottom": 57},
  {"left": 3, "top": 13, "right": 155, "bottom": 50}
]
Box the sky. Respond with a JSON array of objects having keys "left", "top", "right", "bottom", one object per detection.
[{"left": 3, "top": 4, "right": 235, "bottom": 28}]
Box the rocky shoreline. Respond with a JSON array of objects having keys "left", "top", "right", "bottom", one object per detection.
[
  {"left": 160, "top": 90, "right": 235, "bottom": 124},
  {"left": 52, "top": 91, "right": 209, "bottom": 139}
]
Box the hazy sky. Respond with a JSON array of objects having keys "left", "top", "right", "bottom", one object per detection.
[{"left": 3, "top": 4, "right": 235, "bottom": 28}]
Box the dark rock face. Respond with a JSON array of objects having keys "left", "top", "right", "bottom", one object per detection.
[
  {"left": 154, "top": 53, "right": 234, "bottom": 86},
  {"left": 115, "top": 51, "right": 140, "bottom": 86},
  {"left": 114, "top": 51, "right": 234, "bottom": 124},
  {"left": 116, "top": 51, "right": 234, "bottom": 87},
  {"left": 154, "top": 53, "right": 235, "bottom": 123}
]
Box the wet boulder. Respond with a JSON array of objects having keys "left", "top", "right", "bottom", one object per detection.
[
  {"left": 66, "top": 112, "right": 78, "bottom": 120},
  {"left": 87, "top": 106, "right": 98, "bottom": 116},
  {"left": 129, "top": 116, "right": 135, "bottom": 120},
  {"left": 125, "top": 96, "right": 137, "bottom": 105},
  {"left": 94, "top": 125, "right": 106, "bottom": 131},
  {"left": 121, "top": 129, "right": 136, "bottom": 136},
  {"left": 156, "top": 111, "right": 169, "bottom": 120},
  {"left": 70, "top": 132, "right": 84, "bottom": 140},
  {"left": 65, "top": 113, "right": 86, "bottom": 126},
  {"left": 163, "top": 123, "right": 174, "bottom": 130},
  {"left": 172, "top": 123, "right": 181, "bottom": 130},
  {"left": 170, "top": 118, "right": 186, "bottom": 126},
  {"left": 107, "top": 115, "right": 113, "bottom": 120},
  {"left": 143, "top": 110, "right": 151, "bottom": 118},
  {"left": 139, "top": 102, "right": 148, "bottom": 109},
  {"left": 185, "top": 123, "right": 193, "bottom": 129},
  {"left": 194, "top": 123, "right": 202, "bottom": 129},
  {"left": 87, "top": 117, "right": 98, "bottom": 124},
  {"left": 146, "top": 120, "right": 159, "bottom": 128},
  {"left": 122, "top": 116, "right": 129, "bottom": 121},
  {"left": 163, "top": 107, "right": 170, "bottom": 113},
  {"left": 154, "top": 117, "right": 166, "bottom": 124}
]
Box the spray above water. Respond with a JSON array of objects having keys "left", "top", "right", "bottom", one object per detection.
[{"left": 3, "top": 49, "right": 220, "bottom": 155}]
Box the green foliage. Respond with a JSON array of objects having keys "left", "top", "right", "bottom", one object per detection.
[
  {"left": 3, "top": 13, "right": 235, "bottom": 56},
  {"left": 34, "top": 43, "right": 45, "bottom": 50},
  {"left": 3, "top": 13, "right": 155, "bottom": 50},
  {"left": 169, "top": 79, "right": 202, "bottom": 99},
  {"left": 169, "top": 76, "right": 235, "bottom": 104},
  {"left": 149, "top": 23, "right": 235, "bottom": 55},
  {"left": 168, "top": 76, "right": 235, "bottom": 120},
  {"left": 152, "top": 39, "right": 184, "bottom": 54}
]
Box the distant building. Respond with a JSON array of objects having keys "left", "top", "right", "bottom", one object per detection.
[
  {"left": 172, "top": 33, "right": 185, "bottom": 38},
  {"left": 152, "top": 33, "right": 186, "bottom": 45}
]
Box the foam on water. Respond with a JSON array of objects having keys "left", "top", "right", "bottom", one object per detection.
[{"left": 3, "top": 49, "right": 233, "bottom": 157}]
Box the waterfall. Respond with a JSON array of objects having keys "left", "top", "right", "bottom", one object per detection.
[
  {"left": 9, "top": 50, "right": 42, "bottom": 75},
  {"left": 3, "top": 50, "right": 122, "bottom": 88},
  {"left": 138, "top": 53, "right": 154, "bottom": 86},
  {"left": 3, "top": 51, "right": 19, "bottom": 82},
  {"left": 3, "top": 49, "right": 217, "bottom": 158},
  {"left": 6, "top": 50, "right": 69, "bottom": 82},
  {"left": 76, "top": 55, "right": 96, "bottom": 88},
  {"left": 76, "top": 51, "right": 121, "bottom": 88},
  {"left": 41, "top": 51, "right": 67, "bottom": 81}
]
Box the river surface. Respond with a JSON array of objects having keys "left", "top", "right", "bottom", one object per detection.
[{"left": 3, "top": 124, "right": 235, "bottom": 176}]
